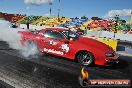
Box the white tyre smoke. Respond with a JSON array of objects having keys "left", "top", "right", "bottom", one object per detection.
[{"left": 0, "top": 20, "right": 41, "bottom": 58}]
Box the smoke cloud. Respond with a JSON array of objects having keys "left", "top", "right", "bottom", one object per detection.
[
  {"left": 103, "top": 9, "right": 132, "bottom": 18},
  {"left": 0, "top": 20, "right": 40, "bottom": 58},
  {"left": 24, "top": 0, "right": 53, "bottom": 5}
]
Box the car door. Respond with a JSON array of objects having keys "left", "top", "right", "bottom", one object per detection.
[
  {"left": 39, "top": 30, "right": 55, "bottom": 52},
  {"left": 36, "top": 30, "right": 52, "bottom": 52},
  {"left": 41, "top": 30, "right": 67, "bottom": 55},
  {"left": 49, "top": 31, "right": 70, "bottom": 56}
]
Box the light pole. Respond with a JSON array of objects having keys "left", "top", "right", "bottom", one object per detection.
[
  {"left": 130, "top": 11, "right": 132, "bottom": 31},
  {"left": 48, "top": 0, "right": 52, "bottom": 17},
  {"left": 26, "top": 7, "right": 30, "bottom": 29},
  {"left": 113, "top": 15, "right": 119, "bottom": 38},
  {"left": 58, "top": 0, "right": 60, "bottom": 22}
]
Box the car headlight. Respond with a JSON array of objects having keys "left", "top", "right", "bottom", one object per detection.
[{"left": 105, "top": 52, "right": 114, "bottom": 57}]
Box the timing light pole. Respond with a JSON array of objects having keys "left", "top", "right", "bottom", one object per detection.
[
  {"left": 48, "top": 0, "right": 52, "bottom": 17},
  {"left": 113, "top": 15, "right": 119, "bottom": 38},
  {"left": 130, "top": 11, "right": 132, "bottom": 31},
  {"left": 58, "top": 0, "right": 60, "bottom": 22}
]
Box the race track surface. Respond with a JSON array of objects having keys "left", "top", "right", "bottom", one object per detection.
[{"left": 0, "top": 41, "right": 132, "bottom": 88}]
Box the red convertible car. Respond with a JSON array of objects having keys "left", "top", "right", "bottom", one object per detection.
[{"left": 19, "top": 28, "right": 119, "bottom": 66}]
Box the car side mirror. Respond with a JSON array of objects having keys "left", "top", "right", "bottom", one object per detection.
[{"left": 61, "top": 39, "right": 69, "bottom": 44}]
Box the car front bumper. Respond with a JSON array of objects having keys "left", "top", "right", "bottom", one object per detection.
[{"left": 104, "top": 54, "right": 119, "bottom": 65}]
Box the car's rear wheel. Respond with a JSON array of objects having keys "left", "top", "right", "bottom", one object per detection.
[
  {"left": 76, "top": 51, "right": 95, "bottom": 66},
  {"left": 26, "top": 41, "right": 42, "bottom": 57}
]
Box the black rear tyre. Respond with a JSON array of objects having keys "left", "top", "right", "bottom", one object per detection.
[{"left": 26, "top": 41, "right": 42, "bottom": 57}]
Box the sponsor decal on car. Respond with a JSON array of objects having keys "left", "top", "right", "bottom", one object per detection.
[
  {"left": 44, "top": 48, "right": 64, "bottom": 55},
  {"left": 48, "top": 40, "right": 58, "bottom": 45},
  {"left": 61, "top": 44, "right": 69, "bottom": 53}
]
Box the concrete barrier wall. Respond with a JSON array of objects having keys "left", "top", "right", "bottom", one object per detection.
[
  {"left": 99, "top": 31, "right": 114, "bottom": 38},
  {"left": 87, "top": 30, "right": 132, "bottom": 41},
  {"left": 115, "top": 33, "right": 132, "bottom": 41},
  {"left": 20, "top": 24, "right": 46, "bottom": 30}
]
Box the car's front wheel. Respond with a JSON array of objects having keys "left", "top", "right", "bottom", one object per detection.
[{"left": 76, "top": 51, "right": 95, "bottom": 66}]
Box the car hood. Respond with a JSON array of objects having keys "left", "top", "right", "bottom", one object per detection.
[{"left": 76, "top": 37, "right": 113, "bottom": 52}]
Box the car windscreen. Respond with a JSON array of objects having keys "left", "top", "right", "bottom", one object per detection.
[
  {"left": 62, "top": 30, "right": 80, "bottom": 40},
  {"left": 43, "top": 30, "right": 65, "bottom": 40}
]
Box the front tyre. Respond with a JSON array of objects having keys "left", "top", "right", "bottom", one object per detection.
[{"left": 77, "top": 51, "right": 95, "bottom": 66}]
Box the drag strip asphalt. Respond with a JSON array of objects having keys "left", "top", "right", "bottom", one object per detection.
[{"left": 0, "top": 41, "right": 132, "bottom": 88}]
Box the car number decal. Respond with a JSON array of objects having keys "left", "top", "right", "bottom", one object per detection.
[{"left": 48, "top": 40, "right": 57, "bottom": 45}]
